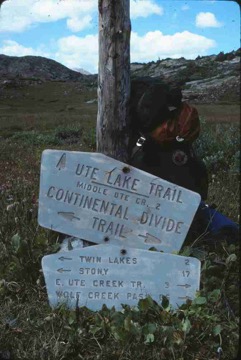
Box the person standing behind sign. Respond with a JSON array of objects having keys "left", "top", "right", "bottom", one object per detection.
[{"left": 129, "top": 78, "right": 208, "bottom": 201}]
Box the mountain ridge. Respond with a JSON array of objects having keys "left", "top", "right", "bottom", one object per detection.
[
  {"left": 0, "top": 54, "right": 85, "bottom": 81},
  {"left": 0, "top": 49, "right": 240, "bottom": 104}
]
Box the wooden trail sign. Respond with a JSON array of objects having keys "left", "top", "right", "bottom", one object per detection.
[
  {"left": 42, "top": 244, "right": 201, "bottom": 311},
  {"left": 38, "top": 150, "right": 201, "bottom": 253}
]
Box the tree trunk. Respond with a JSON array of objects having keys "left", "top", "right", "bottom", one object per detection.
[{"left": 97, "top": 0, "right": 131, "bottom": 162}]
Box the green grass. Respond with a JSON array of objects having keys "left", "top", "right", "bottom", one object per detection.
[
  {"left": 0, "top": 81, "right": 97, "bottom": 137},
  {"left": 0, "top": 85, "right": 240, "bottom": 359}
]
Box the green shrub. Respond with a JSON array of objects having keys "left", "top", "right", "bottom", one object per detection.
[
  {"left": 54, "top": 124, "right": 83, "bottom": 144},
  {"left": 194, "top": 118, "right": 240, "bottom": 174},
  {"left": 11, "top": 131, "right": 62, "bottom": 146}
]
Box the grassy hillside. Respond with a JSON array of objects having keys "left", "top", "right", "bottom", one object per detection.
[{"left": 0, "top": 83, "right": 240, "bottom": 360}]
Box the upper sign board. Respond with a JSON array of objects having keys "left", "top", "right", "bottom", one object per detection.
[
  {"left": 38, "top": 150, "right": 201, "bottom": 252},
  {"left": 42, "top": 244, "right": 201, "bottom": 311}
]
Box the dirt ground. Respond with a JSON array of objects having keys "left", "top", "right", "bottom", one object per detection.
[{"left": 193, "top": 103, "right": 240, "bottom": 123}]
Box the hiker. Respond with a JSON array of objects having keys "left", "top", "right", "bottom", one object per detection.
[
  {"left": 129, "top": 77, "right": 208, "bottom": 201},
  {"left": 129, "top": 77, "right": 240, "bottom": 242}
]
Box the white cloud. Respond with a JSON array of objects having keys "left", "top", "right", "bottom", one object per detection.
[
  {"left": 0, "top": 0, "right": 164, "bottom": 33},
  {"left": 181, "top": 5, "right": 190, "bottom": 11},
  {"left": 56, "top": 30, "right": 216, "bottom": 72},
  {"left": 66, "top": 15, "right": 92, "bottom": 32},
  {"left": 130, "top": 0, "right": 163, "bottom": 19},
  {"left": 0, "top": 0, "right": 97, "bottom": 33},
  {"left": 130, "top": 30, "right": 216, "bottom": 62},
  {"left": 54, "top": 29, "right": 216, "bottom": 73},
  {"left": 195, "top": 12, "right": 223, "bottom": 28},
  {"left": 55, "top": 34, "right": 99, "bottom": 73},
  {"left": 0, "top": 39, "right": 50, "bottom": 57}
]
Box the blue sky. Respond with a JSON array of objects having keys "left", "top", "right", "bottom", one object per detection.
[{"left": 0, "top": 0, "right": 240, "bottom": 74}]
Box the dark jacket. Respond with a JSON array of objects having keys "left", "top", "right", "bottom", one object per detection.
[{"left": 131, "top": 138, "right": 208, "bottom": 200}]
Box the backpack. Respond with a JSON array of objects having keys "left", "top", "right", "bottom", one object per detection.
[
  {"left": 130, "top": 77, "right": 198, "bottom": 142},
  {"left": 129, "top": 77, "right": 208, "bottom": 200},
  {"left": 149, "top": 102, "right": 200, "bottom": 145}
]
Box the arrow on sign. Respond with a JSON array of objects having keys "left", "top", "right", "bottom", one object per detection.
[
  {"left": 58, "top": 256, "right": 73, "bottom": 261},
  {"left": 177, "top": 284, "right": 191, "bottom": 288},
  {"left": 56, "top": 153, "right": 66, "bottom": 170},
  {"left": 58, "top": 212, "right": 80, "bottom": 221},
  {"left": 138, "top": 233, "right": 162, "bottom": 244},
  {"left": 57, "top": 268, "right": 71, "bottom": 273}
]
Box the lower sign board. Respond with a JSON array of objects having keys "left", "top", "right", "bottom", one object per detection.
[
  {"left": 42, "top": 245, "right": 201, "bottom": 310},
  {"left": 38, "top": 150, "right": 201, "bottom": 253}
]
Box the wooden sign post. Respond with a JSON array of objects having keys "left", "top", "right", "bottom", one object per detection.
[
  {"left": 37, "top": 2, "right": 202, "bottom": 311},
  {"left": 97, "top": 0, "right": 131, "bottom": 162}
]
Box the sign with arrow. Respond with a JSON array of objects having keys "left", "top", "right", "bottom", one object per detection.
[
  {"left": 38, "top": 150, "right": 201, "bottom": 253},
  {"left": 42, "top": 244, "right": 201, "bottom": 310},
  {"left": 177, "top": 284, "right": 191, "bottom": 288},
  {"left": 58, "top": 256, "right": 73, "bottom": 262}
]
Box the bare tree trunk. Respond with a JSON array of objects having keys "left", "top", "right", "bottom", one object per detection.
[{"left": 97, "top": 0, "right": 131, "bottom": 162}]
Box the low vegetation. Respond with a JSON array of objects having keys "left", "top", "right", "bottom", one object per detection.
[{"left": 0, "top": 90, "right": 239, "bottom": 359}]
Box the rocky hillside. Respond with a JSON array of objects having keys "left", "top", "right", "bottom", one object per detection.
[
  {"left": 0, "top": 54, "right": 87, "bottom": 82},
  {"left": 0, "top": 49, "right": 240, "bottom": 104},
  {"left": 131, "top": 49, "right": 240, "bottom": 103}
]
